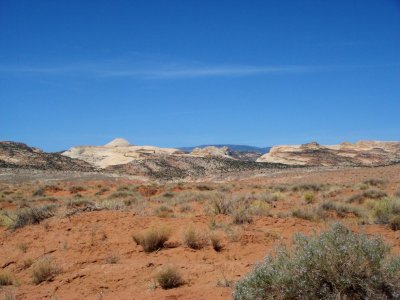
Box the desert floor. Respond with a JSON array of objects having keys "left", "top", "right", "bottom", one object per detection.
[{"left": 1, "top": 164, "right": 400, "bottom": 299}]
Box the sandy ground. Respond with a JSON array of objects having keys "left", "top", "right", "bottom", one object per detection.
[{"left": 1, "top": 164, "right": 400, "bottom": 299}]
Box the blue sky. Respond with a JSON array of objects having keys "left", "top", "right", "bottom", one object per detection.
[{"left": 1, "top": 0, "right": 399, "bottom": 151}]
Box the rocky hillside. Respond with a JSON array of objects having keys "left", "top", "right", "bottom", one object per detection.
[
  {"left": 106, "top": 154, "right": 289, "bottom": 180},
  {"left": 257, "top": 141, "right": 400, "bottom": 167},
  {"left": 62, "top": 138, "right": 184, "bottom": 168},
  {"left": 0, "top": 141, "right": 95, "bottom": 171}
]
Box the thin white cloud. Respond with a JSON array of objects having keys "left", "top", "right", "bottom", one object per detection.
[{"left": 0, "top": 61, "right": 397, "bottom": 80}]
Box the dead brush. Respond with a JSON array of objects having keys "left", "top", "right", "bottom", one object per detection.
[
  {"left": 155, "top": 266, "right": 183, "bottom": 289},
  {"left": 182, "top": 227, "right": 208, "bottom": 249},
  {"left": 32, "top": 257, "right": 61, "bottom": 284},
  {"left": 132, "top": 226, "right": 171, "bottom": 253}
]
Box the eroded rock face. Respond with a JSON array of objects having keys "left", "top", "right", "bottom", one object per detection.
[
  {"left": 190, "top": 146, "right": 235, "bottom": 159},
  {"left": 0, "top": 141, "right": 95, "bottom": 171},
  {"left": 257, "top": 141, "right": 400, "bottom": 167},
  {"left": 62, "top": 138, "right": 183, "bottom": 168}
]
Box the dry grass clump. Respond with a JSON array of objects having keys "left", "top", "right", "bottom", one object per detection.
[
  {"left": 231, "top": 208, "right": 253, "bottom": 224},
  {"left": 66, "top": 198, "right": 94, "bottom": 208},
  {"left": 182, "top": 227, "right": 208, "bottom": 249},
  {"left": 347, "top": 189, "right": 387, "bottom": 204},
  {"left": 395, "top": 188, "right": 400, "bottom": 198},
  {"left": 233, "top": 223, "right": 400, "bottom": 300},
  {"left": 291, "top": 208, "right": 322, "bottom": 221},
  {"left": 0, "top": 272, "right": 14, "bottom": 286},
  {"left": 210, "top": 234, "right": 223, "bottom": 252},
  {"left": 208, "top": 193, "right": 232, "bottom": 215},
  {"left": 69, "top": 186, "right": 86, "bottom": 194},
  {"left": 371, "top": 198, "right": 400, "bottom": 230},
  {"left": 32, "top": 258, "right": 61, "bottom": 284},
  {"left": 320, "top": 201, "right": 363, "bottom": 218},
  {"left": 105, "top": 253, "right": 120, "bottom": 264},
  {"left": 291, "top": 183, "right": 324, "bottom": 192},
  {"left": 154, "top": 205, "right": 174, "bottom": 218},
  {"left": 132, "top": 226, "right": 171, "bottom": 253},
  {"left": 11, "top": 205, "right": 56, "bottom": 230},
  {"left": 155, "top": 266, "right": 183, "bottom": 289},
  {"left": 363, "top": 178, "right": 388, "bottom": 188}
]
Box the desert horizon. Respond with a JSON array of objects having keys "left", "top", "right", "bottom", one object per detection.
[{"left": 1, "top": 0, "right": 400, "bottom": 299}]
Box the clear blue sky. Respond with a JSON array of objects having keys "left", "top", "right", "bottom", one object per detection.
[{"left": 1, "top": 0, "right": 399, "bottom": 151}]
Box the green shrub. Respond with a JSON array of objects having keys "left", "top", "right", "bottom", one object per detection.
[
  {"left": 156, "top": 266, "right": 183, "bottom": 289},
  {"left": 372, "top": 197, "right": 400, "bottom": 225},
  {"left": 11, "top": 205, "right": 56, "bottom": 230},
  {"left": 132, "top": 227, "right": 170, "bottom": 253},
  {"left": 233, "top": 223, "right": 400, "bottom": 300},
  {"left": 303, "top": 192, "right": 315, "bottom": 204}
]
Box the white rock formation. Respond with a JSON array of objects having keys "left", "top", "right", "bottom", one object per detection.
[{"left": 62, "top": 138, "right": 182, "bottom": 168}]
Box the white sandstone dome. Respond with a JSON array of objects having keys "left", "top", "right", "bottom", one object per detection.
[{"left": 104, "top": 138, "right": 131, "bottom": 147}]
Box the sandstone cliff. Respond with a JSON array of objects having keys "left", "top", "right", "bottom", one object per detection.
[{"left": 257, "top": 141, "right": 400, "bottom": 167}]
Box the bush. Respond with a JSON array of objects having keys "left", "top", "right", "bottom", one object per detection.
[
  {"left": 11, "top": 205, "right": 56, "bottom": 230},
  {"left": 32, "top": 258, "right": 61, "bottom": 284},
  {"left": 320, "top": 201, "right": 363, "bottom": 218},
  {"left": 291, "top": 208, "right": 320, "bottom": 221},
  {"left": 348, "top": 190, "right": 387, "bottom": 203},
  {"left": 156, "top": 266, "right": 183, "bottom": 289},
  {"left": 372, "top": 197, "right": 400, "bottom": 225},
  {"left": 231, "top": 208, "right": 253, "bottom": 225},
  {"left": 233, "top": 223, "right": 400, "bottom": 300},
  {"left": 182, "top": 227, "right": 208, "bottom": 249},
  {"left": 291, "top": 183, "right": 323, "bottom": 192},
  {"left": 69, "top": 186, "right": 86, "bottom": 194},
  {"left": 0, "top": 272, "right": 13, "bottom": 286},
  {"left": 303, "top": 192, "right": 315, "bottom": 204},
  {"left": 208, "top": 193, "right": 232, "bottom": 215},
  {"left": 210, "top": 234, "right": 223, "bottom": 252},
  {"left": 363, "top": 178, "right": 388, "bottom": 187},
  {"left": 132, "top": 227, "right": 170, "bottom": 253}
]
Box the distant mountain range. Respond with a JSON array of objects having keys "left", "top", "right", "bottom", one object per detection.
[{"left": 178, "top": 144, "right": 271, "bottom": 154}]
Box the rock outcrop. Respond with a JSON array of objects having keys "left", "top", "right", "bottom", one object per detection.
[
  {"left": 0, "top": 141, "right": 95, "bottom": 171},
  {"left": 257, "top": 141, "right": 400, "bottom": 167},
  {"left": 190, "top": 146, "right": 235, "bottom": 159},
  {"left": 62, "top": 138, "right": 184, "bottom": 168}
]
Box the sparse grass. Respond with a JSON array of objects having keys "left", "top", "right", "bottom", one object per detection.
[
  {"left": 208, "top": 193, "right": 232, "bottom": 215},
  {"left": 105, "top": 253, "right": 120, "bottom": 264},
  {"left": 291, "top": 208, "right": 321, "bottom": 221},
  {"left": 210, "top": 234, "right": 223, "bottom": 252},
  {"left": 66, "top": 198, "right": 94, "bottom": 208},
  {"left": 347, "top": 189, "right": 387, "bottom": 203},
  {"left": 291, "top": 183, "right": 324, "bottom": 192},
  {"left": 11, "top": 205, "right": 56, "bottom": 230},
  {"left": 132, "top": 226, "right": 171, "bottom": 253},
  {"left": 372, "top": 197, "right": 400, "bottom": 227},
  {"left": 154, "top": 205, "right": 174, "bottom": 218},
  {"left": 32, "top": 258, "right": 61, "bottom": 284},
  {"left": 33, "top": 187, "right": 46, "bottom": 197},
  {"left": 363, "top": 178, "right": 388, "bottom": 188},
  {"left": 231, "top": 208, "right": 253, "bottom": 224},
  {"left": 108, "top": 191, "right": 132, "bottom": 199},
  {"left": 98, "top": 199, "right": 127, "bottom": 210},
  {"left": 320, "top": 201, "right": 363, "bottom": 218},
  {"left": 21, "top": 258, "right": 34, "bottom": 269},
  {"left": 395, "top": 188, "right": 400, "bottom": 198},
  {"left": 179, "top": 203, "right": 193, "bottom": 213},
  {"left": 156, "top": 266, "right": 183, "bottom": 289},
  {"left": 18, "top": 243, "right": 28, "bottom": 253},
  {"left": 0, "top": 272, "right": 14, "bottom": 286},
  {"left": 69, "top": 186, "right": 86, "bottom": 194},
  {"left": 182, "top": 227, "right": 208, "bottom": 249},
  {"left": 233, "top": 223, "right": 400, "bottom": 300}
]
